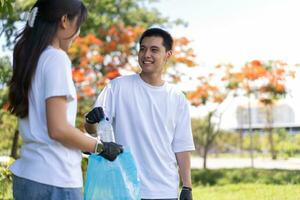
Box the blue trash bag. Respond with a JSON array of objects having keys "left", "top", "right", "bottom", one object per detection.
[{"left": 84, "top": 148, "right": 140, "bottom": 200}]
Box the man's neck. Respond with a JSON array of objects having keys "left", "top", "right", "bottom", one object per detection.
[{"left": 140, "top": 72, "right": 164, "bottom": 86}]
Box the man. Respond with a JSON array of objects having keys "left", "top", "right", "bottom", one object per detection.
[{"left": 85, "top": 28, "right": 195, "bottom": 200}]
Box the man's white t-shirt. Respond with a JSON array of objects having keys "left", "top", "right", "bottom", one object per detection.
[
  {"left": 10, "top": 46, "right": 82, "bottom": 188},
  {"left": 95, "top": 74, "right": 195, "bottom": 199}
]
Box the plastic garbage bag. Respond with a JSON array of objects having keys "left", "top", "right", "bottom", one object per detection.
[{"left": 84, "top": 148, "right": 140, "bottom": 200}]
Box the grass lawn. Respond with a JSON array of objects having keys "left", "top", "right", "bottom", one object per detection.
[
  {"left": 2, "top": 183, "right": 300, "bottom": 199},
  {"left": 193, "top": 184, "right": 300, "bottom": 200}
]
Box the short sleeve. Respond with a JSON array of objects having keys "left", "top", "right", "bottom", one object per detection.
[
  {"left": 44, "top": 50, "right": 76, "bottom": 101},
  {"left": 172, "top": 94, "right": 195, "bottom": 153},
  {"left": 94, "top": 82, "right": 115, "bottom": 121}
]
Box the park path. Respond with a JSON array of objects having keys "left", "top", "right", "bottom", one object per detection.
[
  {"left": 191, "top": 157, "right": 300, "bottom": 170},
  {"left": 2, "top": 155, "right": 300, "bottom": 170}
]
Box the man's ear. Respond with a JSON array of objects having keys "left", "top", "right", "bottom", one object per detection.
[
  {"left": 166, "top": 50, "right": 173, "bottom": 59},
  {"left": 60, "top": 15, "right": 68, "bottom": 29}
]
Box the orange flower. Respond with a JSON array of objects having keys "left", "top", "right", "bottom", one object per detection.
[
  {"left": 106, "top": 69, "right": 120, "bottom": 80},
  {"left": 82, "top": 86, "right": 95, "bottom": 96},
  {"left": 105, "top": 41, "right": 117, "bottom": 52},
  {"left": 213, "top": 94, "right": 225, "bottom": 103},
  {"left": 275, "top": 83, "right": 285, "bottom": 93},
  {"left": 72, "top": 68, "right": 85, "bottom": 82},
  {"left": 92, "top": 55, "right": 104, "bottom": 63},
  {"left": 79, "top": 58, "right": 89, "bottom": 68},
  {"left": 251, "top": 60, "right": 262, "bottom": 66},
  {"left": 2, "top": 102, "right": 10, "bottom": 110}
]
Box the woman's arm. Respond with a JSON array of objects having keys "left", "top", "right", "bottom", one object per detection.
[{"left": 46, "top": 96, "right": 97, "bottom": 152}]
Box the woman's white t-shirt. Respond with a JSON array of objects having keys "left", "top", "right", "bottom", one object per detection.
[{"left": 10, "top": 46, "right": 82, "bottom": 188}]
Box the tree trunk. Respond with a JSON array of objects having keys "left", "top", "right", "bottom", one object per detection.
[
  {"left": 247, "top": 93, "right": 254, "bottom": 168},
  {"left": 10, "top": 129, "right": 19, "bottom": 159},
  {"left": 266, "top": 104, "right": 276, "bottom": 160},
  {"left": 239, "top": 129, "right": 244, "bottom": 155},
  {"left": 203, "top": 145, "right": 209, "bottom": 169},
  {"left": 268, "top": 128, "right": 276, "bottom": 159}
]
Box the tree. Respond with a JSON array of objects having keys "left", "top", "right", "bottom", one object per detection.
[
  {"left": 0, "top": 0, "right": 184, "bottom": 49},
  {"left": 234, "top": 60, "right": 268, "bottom": 166},
  {"left": 187, "top": 70, "right": 229, "bottom": 169},
  {"left": 0, "top": 0, "right": 13, "bottom": 16},
  {"left": 0, "top": 0, "right": 196, "bottom": 156},
  {"left": 0, "top": 56, "right": 18, "bottom": 158},
  {"left": 256, "top": 60, "right": 295, "bottom": 160},
  {"left": 226, "top": 60, "right": 297, "bottom": 160}
]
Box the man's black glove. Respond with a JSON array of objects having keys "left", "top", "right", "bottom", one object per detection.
[
  {"left": 100, "top": 141, "right": 124, "bottom": 161},
  {"left": 179, "top": 186, "right": 193, "bottom": 200},
  {"left": 85, "top": 107, "right": 105, "bottom": 124}
]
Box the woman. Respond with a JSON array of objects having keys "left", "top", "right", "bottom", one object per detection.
[{"left": 8, "top": 0, "right": 123, "bottom": 199}]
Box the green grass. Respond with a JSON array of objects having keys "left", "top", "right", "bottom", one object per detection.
[
  {"left": 2, "top": 181, "right": 300, "bottom": 199},
  {"left": 192, "top": 168, "right": 300, "bottom": 186},
  {"left": 2, "top": 163, "right": 300, "bottom": 199},
  {"left": 193, "top": 184, "right": 300, "bottom": 200}
]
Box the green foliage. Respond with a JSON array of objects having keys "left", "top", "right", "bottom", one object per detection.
[
  {"left": 191, "top": 168, "right": 300, "bottom": 186},
  {"left": 0, "top": 0, "right": 184, "bottom": 49},
  {"left": 0, "top": 0, "right": 35, "bottom": 49},
  {"left": 0, "top": 109, "right": 18, "bottom": 155},
  {"left": 192, "top": 115, "right": 232, "bottom": 156},
  {"left": 0, "top": 56, "right": 12, "bottom": 108},
  {"left": 81, "top": 0, "right": 171, "bottom": 36},
  {"left": 0, "top": 56, "right": 11, "bottom": 86},
  {"left": 0, "top": 56, "right": 16, "bottom": 156},
  {"left": 0, "top": 157, "right": 14, "bottom": 199},
  {"left": 0, "top": 0, "right": 14, "bottom": 16},
  {"left": 208, "top": 129, "right": 300, "bottom": 159}
]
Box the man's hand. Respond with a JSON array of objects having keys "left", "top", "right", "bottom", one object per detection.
[
  {"left": 85, "top": 107, "right": 105, "bottom": 124},
  {"left": 100, "top": 141, "right": 123, "bottom": 161},
  {"left": 179, "top": 186, "right": 192, "bottom": 200}
]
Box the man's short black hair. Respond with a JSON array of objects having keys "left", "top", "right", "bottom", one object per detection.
[{"left": 139, "top": 28, "right": 173, "bottom": 51}]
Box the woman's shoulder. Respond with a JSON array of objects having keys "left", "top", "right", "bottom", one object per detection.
[
  {"left": 39, "top": 46, "right": 71, "bottom": 71},
  {"left": 41, "top": 46, "right": 69, "bottom": 61}
]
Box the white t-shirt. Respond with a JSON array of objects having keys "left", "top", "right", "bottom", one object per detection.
[
  {"left": 10, "top": 46, "right": 82, "bottom": 188},
  {"left": 95, "top": 74, "right": 195, "bottom": 199}
]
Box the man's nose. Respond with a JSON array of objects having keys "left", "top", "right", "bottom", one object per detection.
[{"left": 143, "top": 49, "right": 151, "bottom": 58}]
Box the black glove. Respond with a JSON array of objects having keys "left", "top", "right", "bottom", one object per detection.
[
  {"left": 85, "top": 107, "right": 105, "bottom": 124},
  {"left": 100, "top": 141, "right": 124, "bottom": 161},
  {"left": 180, "top": 186, "right": 193, "bottom": 200}
]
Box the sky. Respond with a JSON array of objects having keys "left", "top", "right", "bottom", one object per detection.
[
  {"left": 151, "top": 0, "right": 300, "bottom": 128},
  {"left": 152, "top": 0, "right": 300, "bottom": 67}
]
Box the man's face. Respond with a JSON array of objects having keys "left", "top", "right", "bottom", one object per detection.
[{"left": 138, "top": 36, "right": 172, "bottom": 75}]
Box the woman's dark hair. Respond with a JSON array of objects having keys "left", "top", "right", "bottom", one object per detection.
[
  {"left": 139, "top": 28, "right": 173, "bottom": 51},
  {"left": 9, "top": 0, "right": 87, "bottom": 118}
]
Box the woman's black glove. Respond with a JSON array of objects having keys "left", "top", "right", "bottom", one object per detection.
[
  {"left": 85, "top": 107, "right": 105, "bottom": 124},
  {"left": 100, "top": 141, "right": 123, "bottom": 161},
  {"left": 179, "top": 186, "right": 193, "bottom": 200}
]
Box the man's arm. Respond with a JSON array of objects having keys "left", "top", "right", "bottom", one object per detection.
[
  {"left": 84, "top": 107, "right": 105, "bottom": 135},
  {"left": 175, "top": 151, "right": 192, "bottom": 188},
  {"left": 84, "top": 121, "right": 97, "bottom": 136}
]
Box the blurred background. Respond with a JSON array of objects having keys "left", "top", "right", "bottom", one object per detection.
[{"left": 1, "top": 0, "right": 300, "bottom": 199}]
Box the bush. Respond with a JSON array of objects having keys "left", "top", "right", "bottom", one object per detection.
[{"left": 192, "top": 168, "right": 300, "bottom": 186}]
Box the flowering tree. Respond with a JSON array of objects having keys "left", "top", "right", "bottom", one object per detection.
[
  {"left": 0, "top": 0, "right": 191, "bottom": 157},
  {"left": 256, "top": 60, "right": 295, "bottom": 159},
  {"left": 227, "top": 60, "right": 296, "bottom": 160},
  {"left": 187, "top": 68, "right": 230, "bottom": 169},
  {"left": 69, "top": 23, "right": 197, "bottom": 129}
]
